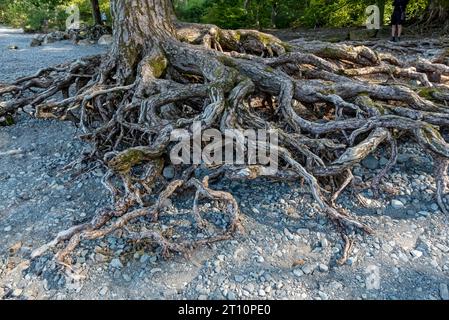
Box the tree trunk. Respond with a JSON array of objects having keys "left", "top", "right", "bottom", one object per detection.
[
  {"left": 90, "top": 0, "right": 103, "bottom": 26},
  {"left": 109, "top": 0, "right": 176, "bottom": 84},
  {"left": 271, "top": 2, "right": 278, "bottom": 29}
]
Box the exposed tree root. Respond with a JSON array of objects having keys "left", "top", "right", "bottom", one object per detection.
[{"left": 3, "top": 1, "right": 449, "bottom": 266}]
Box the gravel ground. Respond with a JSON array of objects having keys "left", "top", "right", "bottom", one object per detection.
[
  {"left": 1, "top": 27, "right": 449, "bottom": 300},
  {"left": 0, "top": 26, "right": 105, "bottom": 83}
]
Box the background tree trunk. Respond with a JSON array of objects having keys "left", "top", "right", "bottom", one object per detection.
[
  {"left": 90, "top": 0, "right": 103, "bottom": 26},
  {"left": 271, "top": 2, "right": 278, "bottom": 28}
]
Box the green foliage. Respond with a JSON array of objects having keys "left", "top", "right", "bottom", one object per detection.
[
  {"left": 1, "top": 0, "right": 447, "bottom": 31},
  {"left": 175, "top": 0, "right": 212, "bottom": 23},
  {"left": 201, "top": 0, "right": 252, "bottom": 29},
  {"left": 0, "top": 0, "right": 110, "bottom": 32}
]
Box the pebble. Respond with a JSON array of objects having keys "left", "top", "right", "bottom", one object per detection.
[
  {"left": 320, "top": 238, "right": 329, "bottom": 248},
  {"left": 302, "top": 264, "right": 315, "bottom": 275},
  {"left": 439, "top": 283, "right": 449, "bottom": 300},
  {"left": 391, "top": 199, "right": 405, "bottom": 209},
  {"left": 244, "top": 283, "right": 255, "bottom": 292},
  {"left": 296, "top": 228, "right": 310, "bottom": 235},
  {"left": 258, "top": 289, "right": 266, "bottom": 297},
  {"left": 99, "top": 287, "right": 108, "bottom": 296},
  {"left": 410, "top": 250, "right": 423, "bottom": 259},
  {"left": 234, "top": 275, "right": 245, "bottom": 283},
  {"left": 227, "top": 292, "right": 236, "bottom": 300},
  {"left": 293, "top": 268, "right": 304, "bottom": 277},
  {"left": 318, "top": 291, "right": 329, "bottom": 300},
  {"left": 140, "top": 254, "right": 150, "bottom": 264},
  {"left": 347, "top": 257, "right": 357, "bottom": 266},
  {"left": 319, "top": 264, "right": 329, "bottom": 272},
  {"left": 3, "top": 226, "right": 11, "bottom": 232},
  {"left": 361, "top": 155, "right": 379, "bottom": 170},
  {"left": 110, "top": 258, "right": 123, "bottom": 269},
  {"left": 163, "top": 166, "right": 175, "bottom": 179}
]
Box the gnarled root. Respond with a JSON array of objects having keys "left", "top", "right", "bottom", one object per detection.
[{"left": 4, "top": 24, "right": 449, "bottom": 267}]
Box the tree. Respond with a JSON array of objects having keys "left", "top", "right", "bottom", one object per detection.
[
  {"left": 1, "top": 0, "right": 449, "bottom": 264},
  {"left": 90, "top": 0, "right": 103, "bottom": 25}
]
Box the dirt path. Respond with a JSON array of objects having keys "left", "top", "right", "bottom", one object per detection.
[{"left": 0, "top": 27, "right": 448, "bottom": 300}]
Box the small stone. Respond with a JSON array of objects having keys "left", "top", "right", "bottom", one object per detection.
[
  {"left": 123, "top": 274, "right": 132, "bottom": 282},
  {"left": 318, "top": 291, "right": 328, "bottom": 300},
  {"left": 258, "top": 289, "right": 266, "bottom": 297},
  {"left": 361, "top": 155, "right": 379, "bottom": 170},
  {"left": 430, "top": 203, "right": 439, "bottom": 211},
  {"left": 163, "top": 166, "right": 175, "bottom": 179},
  {"left": 379, "top": 157, "right": 389, "bottom": 166},
  {"left": 347, "top": 257, "right": 356, "bottom": 266},
  {"left": 293, "top": 268, "right": 304, "bottom": 277},
  {"left": 391, "top": 199, "right": 405, "bottom": 209},
  {"left": 98, "top": 34, "right": 113, "bottom": 45},
  {"left": 227, "top": 292, "right": 236, "bottom": 300},
  {"left": 4, "top": 226, "right": 11, "bottom": 232},
  {"left": 140, "top": 254, "right": 150, "bottom": 264},
  {"left": 439, "top": 283, "right": 449, "bottom": 300},
  {"left": 296, "top": 228, "right": 310, "bottom": 235},
  {"left": 99, "top": 287, "right": 108, "bottom": 296},
  {"left": 110, "top": 258, "right": 123, "bottom": 269},
  {"left": 234, "top": 275, "right": 244, "bottom": 283},
  {"left": 320, "top": 238, "right": 329, "bottom": 248},
  {"left": 319, "top": 264, "right": 329, "bottom": 272},
  {"left": 410, "top": 250, "right": 423, "bottom": 259},
  {"left": 77, "top": 39, "right": 91, "bottom": 46},
  {"left": 244, "top": 283, "right": 255, "bottom": 292},
  {"left": 302, "top": 264, "right": 315, "bottom": 275}
]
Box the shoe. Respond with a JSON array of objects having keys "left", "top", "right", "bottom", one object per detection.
[
  {"left": 397, "top": 37, "right": 401, "bottom": 42},
  {"left": 390, "top": 37, "right": 397, "bottom": 42}
]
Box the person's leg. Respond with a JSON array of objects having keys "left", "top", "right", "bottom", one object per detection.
[
  {"left": 391, "top": 25, "right": 397, "bottom": 41},
  {"left": 397, "top": 25, "right": 403, "bottom": 41}
]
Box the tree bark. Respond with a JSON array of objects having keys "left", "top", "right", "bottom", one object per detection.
[
  {"left": 108, "top": 0, "right": 176, "bottom": 84},
  {"left": 90, "top": 0, "right": 103, "bottom": 26}
]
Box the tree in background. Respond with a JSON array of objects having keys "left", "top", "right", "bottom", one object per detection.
[
  {"left": 0, "top": 0, "right": 110, "bottom": 31},
  {"left": 90, "top": 0, "right": 103, "bottom": 25}
]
